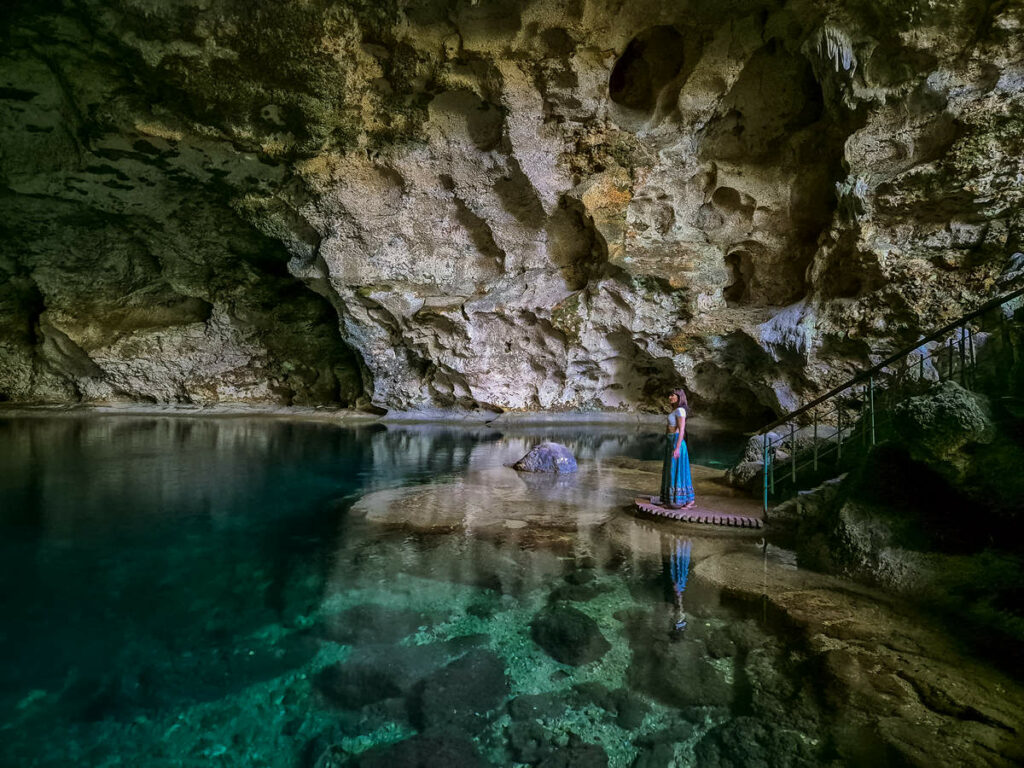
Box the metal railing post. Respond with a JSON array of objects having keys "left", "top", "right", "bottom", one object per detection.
[
  {"left": 869, "top": 376, "right": 876, "bottom": 445},
  {"left": 837, "top": 406, "right": 843, "bottom": 461},
  {"left": 968, "top": 326, "right": 976, "bottom": 388},
  {"left": 959, "top": 325, "right": 967, "bottom": 386},
  {"left": 861, "top": 394, "right": 867, "bottom": 448},
  {"left": 763, "top": 433, "right": 769, "bottom": 515},
  {"left": 813, "top": 409, "right": 819, "bottom": 471},
  {"left": 790, "top": 423, "right": 797, "bottom": 485}
]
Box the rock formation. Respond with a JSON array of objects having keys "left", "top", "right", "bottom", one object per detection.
[{"left": 2, "top": 0, "right": 1022, "bottom": 423}]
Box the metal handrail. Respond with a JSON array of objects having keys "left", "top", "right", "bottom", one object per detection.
[
  {"left": 762, "top": 322, "right": 987, "bottom": 451},
  {"left": 758, "top": 284, "right": 1024, "bottom": 434},
  {"left": 757, "top": 284, "right": 1023, "bottom": 513}
]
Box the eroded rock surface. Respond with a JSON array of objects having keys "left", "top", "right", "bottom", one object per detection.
[
  {"left": 696, "top": 550, "right": 1024, "bottom": 768},
  {"left": 513, "top": 441, "right": 579, "bottom": 473},
  {"left": 2, "top": 0, "right": 1022, "bottom": 423}
]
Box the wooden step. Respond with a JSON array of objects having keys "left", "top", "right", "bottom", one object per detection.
[{"left": 634, "top": 497, "right": 763, "bottom": 529}]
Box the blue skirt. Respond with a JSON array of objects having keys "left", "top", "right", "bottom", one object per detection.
[{"left": 661, "top": 434, "right": 695, "bottom": 507}]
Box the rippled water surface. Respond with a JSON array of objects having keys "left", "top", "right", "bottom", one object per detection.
[{"left": 1, "top": 415, "right": 824, "bottom": 768}]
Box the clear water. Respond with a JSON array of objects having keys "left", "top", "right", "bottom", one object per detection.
[{"left": 0, "top": 415, "right": 821, "bottom": 768}]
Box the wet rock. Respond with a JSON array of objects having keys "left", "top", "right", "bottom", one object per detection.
[
  {"left": 411, "top": 649, "right": 509, "bottom": 733},
  {"left": 571, "top": 683, "right": 648, "bottom": 729},
  {"left": 892, "top": 381, "right": 995, "bottom": 482},
  {"left": 548, "top": 581, "right": 612, "bottom": 603},
  {"left": 726, "top": 431, "right": 782, "bottom": 491},
  {"left": 630, "top": 743, "right": 674, "bottom": 768},
  {"left": 509, "top": 692, "right": 569, "bottom": 721},
  {"left": 467, "top": 600, "right": 497, "bottom": 619},
  {"left": 724, "top": 460, "right": 764, "bottom": 492},
  {"left": 741, "top": 432, "right": 781, "bottom": 463},
  {"left": 325, "top": 603, "right": 428, "bottom": 645},
  {"left": 348, "top": 729, "right": 484, "bottom": 768},
  {"left": 614, "top": 691, "right": 650, "bottom": 729},
  {"left": 628, "top": 640, "right": 733, "bottom": 708},
  {"left": 705, "top": 629, "right": 738, "bottom": 660},
  {"left": 303, "top": 725, "right": 347, "bottom": 768},
  {"left": 531, "top": 605, "right": 611, "bottom": 666},
  {"left": 694, "top": 717, "right": 820, "bottom": 768},
  {"left": 513, "top": 442, "right": 579, "bottom": 474},
  {"left": 351, "top": 465, "right": 621, "bottom": 538},
  {"left": 571, "top": 681, "right": 617, "bottom": 711},
  {"left": 631, "top": 725, "right": 699, "bottom": 768},
  {"left": 314, "top": 643, "right": 451, "bottom": 709},
  {"left": 536, "top": 737, "right": 608, "bottom": 768},
  {"left": 565, "top": 569, "right": 596, "bottom": 586},
  {"left": 507, "top": 721, "right": 556, "bottom": 764},
  {"left": 315, "top": 661, "right": 402, "bottom": 709},
  {"left": 696, "top": 551, "right": 1024, "bottom": 768},
  {"left": 766, "top": 476, "right": 844, "bottom": 547},
  {"left": 727, "top": 619, "right": 771, "bottom": 653}
]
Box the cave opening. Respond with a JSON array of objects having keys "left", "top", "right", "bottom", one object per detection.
[
  {"left": 724, "top": 250, "right": 755, "bottom": 306},
  {"left": 609, "top": 25, "right": 686, "bottom": 112},
  {"left": 697, "top": 36, "right": 862, "bottom": 307}
]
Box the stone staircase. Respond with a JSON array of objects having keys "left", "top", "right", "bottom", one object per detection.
[{"left": 753, "top": 282, "right": 1024, "bottom": 514}]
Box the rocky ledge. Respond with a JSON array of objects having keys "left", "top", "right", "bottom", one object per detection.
[{"left": 696, "top": 549, "right": 1024, "bottom": 767}]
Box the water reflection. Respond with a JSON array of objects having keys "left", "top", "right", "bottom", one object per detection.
[
  {"left": 670, "top": 539, "right": 692, "bottom": 631},
  {"left": 0, "top": 414, "right": 770, "bottom": 768}
]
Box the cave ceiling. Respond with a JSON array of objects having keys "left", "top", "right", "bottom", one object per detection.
[{"left": 1, "top": 0, "right": 1021, "bottom": 423}]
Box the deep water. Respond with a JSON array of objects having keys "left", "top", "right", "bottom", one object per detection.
[{"left": 0, "top": 415, "right": 820, "bottom": 768}]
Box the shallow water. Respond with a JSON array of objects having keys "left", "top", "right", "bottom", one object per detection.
[{"left": 0, "top": 415, "right": 818, "bottom": 768}]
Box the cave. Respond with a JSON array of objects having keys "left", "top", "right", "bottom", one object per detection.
[{"left": 3, "top": 2, "right": 1024, "bottom": 766}]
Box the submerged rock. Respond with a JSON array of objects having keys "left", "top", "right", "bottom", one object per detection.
[
  {"left": 324, "top": 604, "right": 429, "bottom": 646},
  {"left": 410, "top": 649, "right": 510, "bottom": 733},
  {"left": 346, "top": 730, "right": 484, "bottom": 768},
  {"left": 513, "top": 442, "right": 579, "bottom": 474},
  {"left": 314, "top": 643, "right": 451, "bottom": 709},
  {"left": 509, "top": 692, "right": 570, "bottom": 721},
  {"left": 530, "top": 605, "right": 611, "bottom": 666},
  {"left": 536, "top": 740, "right": 609, "bottom": 768},
  {"left": 627, "top": 640, "right": 733, "bottom": 709},
  {"left": 694, "top": 717, "right": 819, "bottom": 768},
  {"left": 507, "top": 721, "right": 555, "bottom": 764}
]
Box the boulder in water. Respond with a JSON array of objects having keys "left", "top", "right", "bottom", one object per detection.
[{"left": 513, "top": 442, "right": 578, "bottom": 473}]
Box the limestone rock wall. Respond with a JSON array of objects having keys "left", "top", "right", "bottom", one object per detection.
[{"left": 1, "top": 0, "right": 1022, "bottom": 422}]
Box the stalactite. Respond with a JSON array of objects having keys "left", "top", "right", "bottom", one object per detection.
[{"left": 814, "top": 26, "right": 857, "bottom": 75}]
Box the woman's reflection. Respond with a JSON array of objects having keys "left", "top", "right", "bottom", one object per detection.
[{"left": 670, "top": 538, "right": 692, "bottom": 632}]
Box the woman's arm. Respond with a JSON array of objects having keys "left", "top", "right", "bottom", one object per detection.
[{"left": 673, "top": 410, "right": 684, "bottom": 457}]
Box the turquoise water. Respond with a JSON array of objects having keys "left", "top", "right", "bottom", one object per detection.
[{"left": 0, "top": 415, "right": 826, "bottom": 767}]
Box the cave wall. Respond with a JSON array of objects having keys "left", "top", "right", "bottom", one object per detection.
[{"left": 1, "top": 0, "right": 1021, "bottom": 422}]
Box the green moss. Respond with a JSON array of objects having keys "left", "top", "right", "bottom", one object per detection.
[
  {"left": 604, "top": 132, "right": 655, "bottom": 173},
  {"left": 947, "top": 112, "right": 1024, "bottom": 178},
  {"left": 550, "top": 292, "right": 584, "bottom": 342}
]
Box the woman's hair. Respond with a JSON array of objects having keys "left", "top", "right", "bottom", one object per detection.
[{"left": 672, "top": 389, "right": 689, "bottom": 412}]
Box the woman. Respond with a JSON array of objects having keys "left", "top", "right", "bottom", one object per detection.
[{"left": 661, "top": 389, "right": 696, "bottom": 509}]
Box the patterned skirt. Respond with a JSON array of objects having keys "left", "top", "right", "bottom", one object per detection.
[{"left": 660, "top": 434, "right": 695, "bottom": 507}]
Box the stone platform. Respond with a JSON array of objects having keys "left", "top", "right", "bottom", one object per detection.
[{"left": 634, "top": 496, "right": 763, "bottom": 528}]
